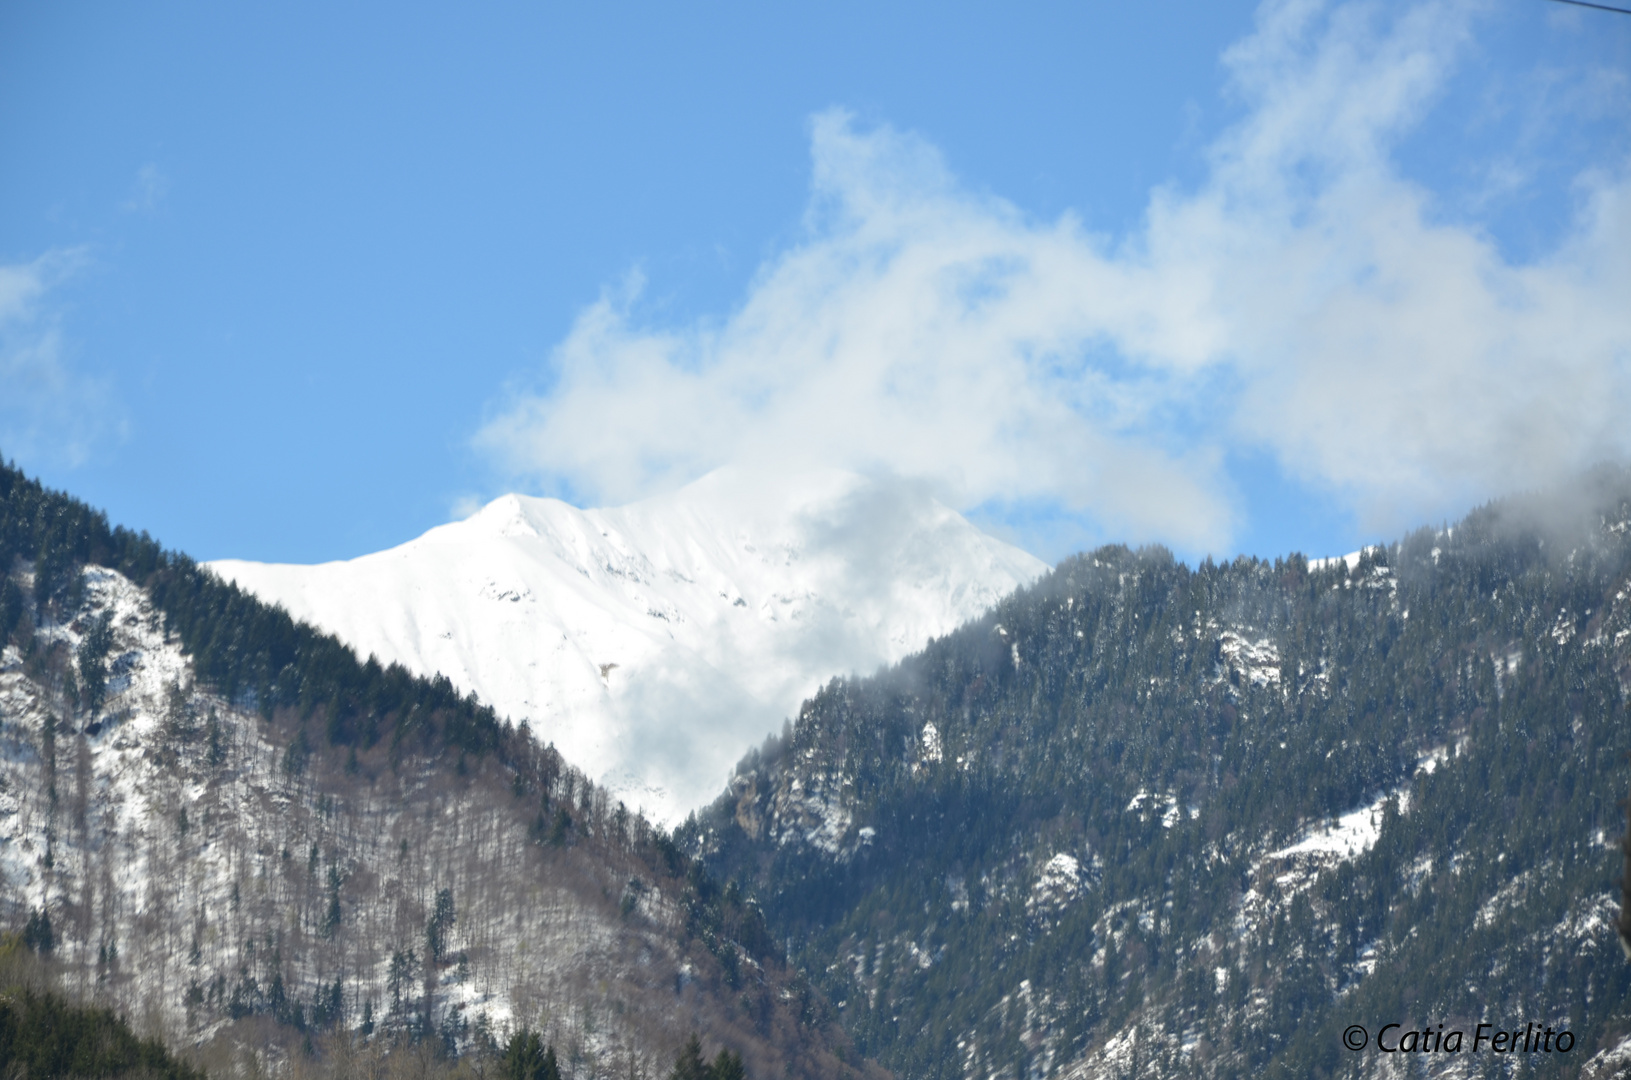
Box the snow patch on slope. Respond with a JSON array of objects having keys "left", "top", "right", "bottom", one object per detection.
[
  {"left": 1217, "top": 631, "right": 1280, "bottom": 690},
  {"left": 1029, "top": 853, "right": 1094, "bottom": 920},
  {"left": 1269, "top": 793, "right": 1392, "bottom": 860}
]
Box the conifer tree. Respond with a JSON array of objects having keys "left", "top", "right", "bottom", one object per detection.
[
  {"left": 76, "top": 609, "right": 113, "bottom": 716},
  {"left": 502, "top": 1028, "right": 561, "bottom": 1080},
  {"left": 710, "top": 1048, "right": 747, "bottom": 1080},
  {"left": 426, "top": 887, "right": 456, "bottom": 963},
  {"left": 670, "top": 1035, "right": 710, "bottom": 1080}
]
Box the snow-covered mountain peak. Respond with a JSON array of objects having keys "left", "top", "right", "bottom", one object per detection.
[
  {"left": 479, "top": 493, "right": 544, "bottom": 538},
  {"left": 208, "top": 468, "right": 1045, "bottom": 823}
]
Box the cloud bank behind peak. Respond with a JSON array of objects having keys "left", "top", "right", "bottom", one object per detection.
[{"left": 479, "top": 0, "right": 1631, "bottom": 561}]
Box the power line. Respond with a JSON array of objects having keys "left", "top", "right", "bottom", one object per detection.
[{"left": 1547, "top": 0, "right": 1631, "bottom": 14}]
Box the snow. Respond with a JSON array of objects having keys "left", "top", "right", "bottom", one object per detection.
[
  {"left": 775, "top": 771, "right": 857, "bottom": 855},
  {"left": 1269, "top": 791, "right": 1391, "bottom": 860},
  {"left": 1307, "top": 549, "right": 1367, "bottom": 572},
  {"left": 1583, "top": 1031, "right": 1631, "bottom": 1080},
  {"left": 1230, "top": 788, "right": 1407, "bottom": 954},
  {"left": 1028, "top": 853, "right": 1086, "bottom": 917},
  {"left": 919, "top": 722, "right": 943, "bottom": 764},
  {"left": 0, "top": 567, "right": 193, "bottom": 913},
  {"left": 209, "top": 468, "right": 1045, "bottom": 824},
  {"left": 1476, "top": 866, "right": 1541, "bottom": 930},
  {"left": 1217, "top": 631, "right": 1280, "bottom": 689},
  {"left": 1551, "top": 892, "right": 1618, "bottom": 945},
  {"left": 1126, "top": 787, "right": 1186, "bottom": 828}
]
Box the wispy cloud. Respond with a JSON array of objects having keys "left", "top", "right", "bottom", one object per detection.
[
  {"left": 123, "top": 162, "right": 169, "bottom": 214},
  {"left": 479, "top": 0, "right": 1631, "bottom": 556},
  {"left": 0, "top": 250, "right": 125, "bottom": 467}
]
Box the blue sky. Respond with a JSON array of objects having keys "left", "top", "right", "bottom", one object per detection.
[{"left": 3, "top": 0, "right": 1628, "bottom": 567}]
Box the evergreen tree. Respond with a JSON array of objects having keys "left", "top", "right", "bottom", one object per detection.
[
  {"left": 669, "top": 1035, "right": 710, "bottom": 1080},
  {"left": 75, "top": 609, "right": 113, "bottom": 716},
  {"left": 426, "top": 886, "right": 456, "bottom": 963},
  {"left": 0, "top": 575, "right": 22, "bottom": 639},
  {"left": 0, "top": 988, "right": 202, "bottom": 1080},
  {"left": 502, "top": 1028, "right": 561, "bottom": 1080},
  {"left": 21, "top": 909, "right": 53, "bottom": 954},
  {"left": 711, "top": 1048, "right": 747, "bottom": 1080}
]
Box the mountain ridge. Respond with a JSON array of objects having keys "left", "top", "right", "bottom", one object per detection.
[
  {"left": 694, "top": 470, "right": 1631, "bottom": 1079},
  {"left": 0, "top": 458, "right": 880, "bottom": 1079},
  {"left": 9, "top": 455, "right": 1631, "bottom": 1079},
  {"left": 208, "top": 467, "right": 1045, "bottom": 823}
]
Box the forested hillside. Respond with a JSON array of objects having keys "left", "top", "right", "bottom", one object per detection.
[
  {"left": 0, "top": 459, "right": 877, "bottom": 1079},
  {"left": 10, "top": 452, "right": 1631, "bottom": 1079},
  {"left": 697, "top": 468, "right": 1631, "bottom": 1079}
]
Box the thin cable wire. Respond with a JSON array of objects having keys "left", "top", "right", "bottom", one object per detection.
[{"left": 1547, "top": 0, "right": 1631, "bottom": 14}]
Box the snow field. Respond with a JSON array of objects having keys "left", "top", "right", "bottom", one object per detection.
[{"left": 208, "top": 467, "right": 1046, "bottom": 825}]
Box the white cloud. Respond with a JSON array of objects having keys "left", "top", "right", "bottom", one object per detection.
[
  {"left": 123, "top": 162, "right": 168, "bottom": 214},
  {"left": 0, "top": 250, "right": 124, "bottom": 467},
  {"left": 1159, "top": 0, "right": 1631, "bottom": 529},
  {"left": 448, "top": 493, "right": 484, "bottom": 521},
  {"left": 480, "top": 0, "right": 1631, "bottom": 554},
  {"left": 0, "top": 260, "right": 52, "bottom": 326}
]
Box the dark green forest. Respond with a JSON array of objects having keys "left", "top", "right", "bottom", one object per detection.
[
  {"left": 699, "top": 468, "right": 1631, "bottom": 1079},
  {"left": 0, "top": 933, "right": 204, "bottom": 1080}
]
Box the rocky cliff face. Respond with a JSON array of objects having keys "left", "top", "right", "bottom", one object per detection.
[{"left": 697, "top": 474, "right": 1631, "bottom": 1079}]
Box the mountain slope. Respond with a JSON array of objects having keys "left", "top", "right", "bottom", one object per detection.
[
  {"left": 697, "top": 469, "right": 1631, "bottom": 1079},
  {"left": 0, "top": 460, "right": 879, "bottom": 1079},
  {"left": 208, "top": 468, "right": 1045, "bottom": 823}
]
